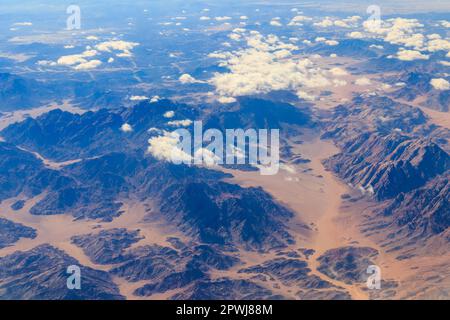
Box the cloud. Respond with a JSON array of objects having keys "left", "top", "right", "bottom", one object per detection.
[
  {"left": 427, "top": 34, "right": 441, "bottom": 40},
  {"left": 333, "top": 79, "right": 347, "bottom": 87},
  {"left": 329, "top": 67, "right": 348, "bottom": 76},
  {"left": 179, "top": 74, "right": 200, "bottom": 84},
  {"left": 57, "top": 53, "right": 91, "bottom": 66},
  {"left": 86, "top": 35, "right": 99, "bottom": 41},
  {"left": 200, "top": 16, "right": 210, "bottom": 21},
  {"left": 13, "top": 22, "right": 33, "bottom": 26},
  {"left": 147, "top": 131, "right": 191, "bottom": 163},
  {"left": 228, "top": 33, "right": 242, "bottom": 41},
  {"left": 270, "top": 20, "right": 282, "bottom": 27},
  {"left": 194, "top": 148, "right": 221, "bottom": 167},
  {"left": 163, "top": 111, "right": 175, "bottom": 118},
  {"left": 348, "top": 31, "right": 364, "bottom": 39},
  {"left": 240, "top": 16, "right": 249, "bottom": 20},
  {"left": 167, "top": 119, "right": 193, "bottom": 127},
  {"left": 355, "top": 77, "right": 372, "bottom": 86},
  {"left": 95, "top": 40, "right": 139, "bottom": 57},
  {"left": 426, "top": 39, "right": 450, "bottom": 52},
  {"left": 130, "top": 95, "right": 149, "bottom": 101},
  {"left": 150, "top": 96, "right": 161, "bottom": 103},
  {"left": 73, "top": 59, "right": 102, "bottom": 70},
  {"left": 334, "top": 20, "right": 350, "bottom": 28},
  {"left": 364, "top": 18, "right": 426, "bottom": 50},
  {"left": 297, "top": 90, "right": 315, "bottom": 101},
  {"left": 394, "top": 49, "right": 429, "bottom": 61},
  {"left": 217, "top": 96, "right": 237, "bottom": 104},
  {"left": 288, "top": 15, "right": 312, "bottom": 26},
  {"left": 120, "top": 123, "right": 133, "bottom": 132},
  {"left": 56, "top": 49, "right": 100, "bottom": 70},
  {"left": 208, "top": 52, "right": 229, "bottom": 59},
  {"left": 314, "top": 37, "right": 339, "bottom": 46},
  {"left": 430, "top": 78, "right": 450, "bottom": 90},
  {"left": 209, "top": 30, "right": 333, "bottom": 98},
  {"left": 345, "top": 16, "right": 362, "bottom": 23},
  {"left": 215, "top": 16, "right": 232, "bottom": 21},
  {"left": 314, "top": 17, "right": 334, "bottom": 28},
  {"left": 325, "top": 40, "right": 339, "bottom": 46}
]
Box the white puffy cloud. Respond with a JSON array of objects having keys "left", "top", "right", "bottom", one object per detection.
[
  {"left": 57, "top": 49, "right": 101, "bottom": 70},
  {"left": 355, "top": 77, "right": 372, "bottom": 86},
  {"left": 240, "top": 16, "right": 248, "bottom": 20},
  {"left": 179, "top": 74, "right": 200, "bottom": 84},
  {"left": 345, "top": 16, "right": 362, "bottom": 23},
  {"left": 163, "top": 111, "right": 175, "bottom": 118},
  {"left": 130, "top": 95, "right": 149, "bottom": 101},
  {"left": 217, "top": 96, "right": 237, "bottom": 104},
  {"left": 200, "top": 16, "right": 210, "bottom": 21},
  {"left": 73, "top": 59, "right": 102, "bottom": 70},
  {"left": 167, "top": 119, "right": 193, "bottom": 127},
  {"left": 215, "top": 16, "right": 232, "bottom": 21},
  {"left": 95, "top": 40, "right": 139, "bottom": 57},
  {"left": 273, "top": 49, "right": 292, "bottom": 59},
  {"left": 333, "top": 79, "right": 347, "bottom": 87},
  {"left": 426, "top": 39, "right": 450, "bottom": 52},
  {"left": 233, "top": 28, "right": 246, "bottom": 33},
  {"left": 334, "top": 20, "right": 350, "bottom": 28},
  {"left": 120, "top": 123, "right": 133, "bottom": 132},
  {"left": 194, "top": 148, "right": 221, "bottom": 167},
  {"left": 13, "top": 22, "right": 32, "bottom": 26},
  {"left": 270, "top": 20, "right": 282, "bottom": 27},
  {"left": 147, "top": 131, "right": 192, "bottom": 163},
  {"left": 348, "top": 31, "right": 364, "bottom": 39},
  {"left": 86, "top": 35, "right": 99, "bottom": 41},
  {"left": 54, "top": 40, "right": 138, "bottom": 70},
  {"left": 315, "top": 38, "right": 338, "bottom": 46},
  {"left": 208, "top": 52, "right": 230, "bottom": 59},
  {"left": 381, "top": 83, "right": 392, "bottom": 90},
  {"left": 209, "top": 31, "right": 334, "bottom": 98},
  {"left": 427, "top": 34, "right": 441, "bottom": 40},
  {"left": 364, "top": 18, "right": 427, "bottom": 50},
  {"left": 228, "top": 33, "right": 242, "bottom": 41},
  {"left": 394, "top": 49, "right": 429, "bottom": 61},
  {"left": 329, "top": 67, "right": 348, "bottom": 76},
  {"left": 288, "top": 15, "right": 312, "bottom": 26},
  {"left": 297, "top": 90, "right": 315, "bottom": 101},
  {"left": 430, "top": 78, "right": 450, "bottom": 90},
  {"left": 314, "top": 17, "right": 333, "bottom": 28},
  {"left": 57, "top": 53, "right": 91, "bottom": 66},
  {"left": 441, "top": 21, "right": 450, "bottom": 28},
  {"left": 325, "top": 40, "right": 339, "bottom": 46}
]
